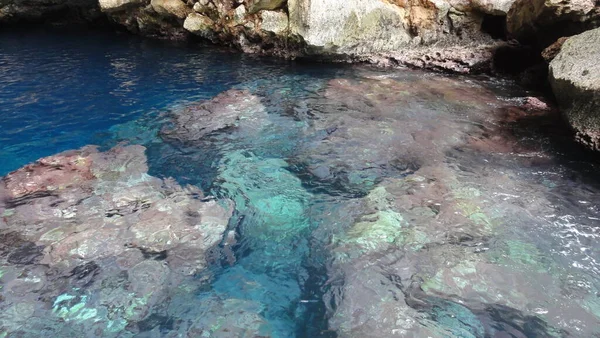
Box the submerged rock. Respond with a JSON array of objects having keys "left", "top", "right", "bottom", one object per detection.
[
  {"left": 0, "top": 145, "right": 232, "bottom": 335},
  {"left": 161, "top": 89, "right": 268, "bottom": 144},
  {"left": 549, "top": 27, "right": 600, "bottom": 150}
]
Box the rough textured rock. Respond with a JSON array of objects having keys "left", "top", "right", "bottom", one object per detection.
[
  {"left": 99, "top": 0, "right": 144, "bottom": 12},
  {"left": 150, "top": 0, "right": 190, "bottom": 19},
  {"left": 549, "top": 27, "right": 600, "bottom": 150},
  {"left": 0, "top": 145, "right": 233, "bottom": 335},
  {"left": 472, "top": 0, "right": 516, "bottom": 15},
  {"left": 0, "top": 0, "right": 548, "bottom": 73},
  {"left": 507, "top": 0, "right": 600, "bottom": 44},
  {"left": 161, "top": 89, "right": 268, "bottom": 143},
  {"left": 0, "top": 0, "right": 102, "bottom": 23},
  {"left": 152, "top": 66, "right": 600, "bottom": 336}
]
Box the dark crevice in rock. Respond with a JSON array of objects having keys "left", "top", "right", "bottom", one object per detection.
[{"left": 481, "top": 14, "right": 507, "bottom": 40}]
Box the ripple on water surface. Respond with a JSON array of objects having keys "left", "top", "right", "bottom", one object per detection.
[{"left": 1, "top": 28, "right": 600, "bottom": 338}]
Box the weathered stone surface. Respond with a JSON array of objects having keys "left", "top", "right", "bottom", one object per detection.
[
  {"left": 472, "top": 0, "right": 516, "bottom": 15},
  {"left": 507, "top": 0, "right": 600, "bottom": 44},
  {"left": 247, "top": 0, "right": 286, "bottom": 14},
  {"left": 284, "top": 0, "right": 504, "bottom": 72},
  {"left": 0, "top": 145, "right": 233, "bottom": 335},
  {"left": 549, "top": 27, "right": 600, "bottom": 150},
  {"left": 542, "top": 36, "right": 569, "bottom": 62},
  {"left": 99, "top": 0, "right": 145, "bottom": 12},
  {"left": 150, "top": 0, "right": 189, "bottom": 19},
  {"left": 183, "top": 12, "right": 216, "bottom": 40}
]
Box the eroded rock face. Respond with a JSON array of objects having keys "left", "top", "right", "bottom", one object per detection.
[
  {"left": 0, "top": 145, "right": 232, "bottom": 335},
  {"left": 549, "top": 27, "right": 600, "bottom": 150},
  {"left": 507, "top": 0, "right": 600, "bottom": 44},
  {"left": 1, "top": 0, "right": 518, "bottom": 72}
]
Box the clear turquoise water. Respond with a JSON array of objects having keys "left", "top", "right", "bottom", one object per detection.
[{"left": 2, "top": 28, "right": 600, "bottom": 337}]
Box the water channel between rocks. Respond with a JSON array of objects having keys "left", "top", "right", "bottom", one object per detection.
[{"left": 1, "top": 28, "right": 600, "bottom": 338}]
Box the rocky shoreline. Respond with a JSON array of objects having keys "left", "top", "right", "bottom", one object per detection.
[{"left": 1, "top": 0, "right": 598, "bottom": 150}]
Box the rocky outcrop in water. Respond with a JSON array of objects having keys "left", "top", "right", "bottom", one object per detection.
[
  {"left": 3, "top": 0, "right": 600, "bottom": 76},
  {"left": 0, "top": 145, "right": 233, "bottom": 335},
  {"left": 157, "top": 68, "right": 600, "bottom": 337},
  {"left": 549, "top": 27, "right": 600, "bottom": 151}
]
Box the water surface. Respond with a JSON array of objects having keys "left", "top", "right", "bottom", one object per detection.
[{"left": 1, "top": 28, "right": 600, "bottom": 337}]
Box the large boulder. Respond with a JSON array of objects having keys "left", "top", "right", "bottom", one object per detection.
[
  {"left": 471, "top": 0, "right": 516, "bottom": 15},
  {"left": 549, "top": 27, "right": 600, "bottom": 150},
  {"left": 286, "top": 0, "right": 500, "bottom": 72},
  {"left": 507, "top": 0, "right": 600, "bottom": 44},
  {"left": 247, "top": 0, "right": 286, "bottom": 14}
]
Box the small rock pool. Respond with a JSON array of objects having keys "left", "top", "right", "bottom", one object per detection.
[{"left": 1, "top": 28, "right": 600, "bottom": 337}]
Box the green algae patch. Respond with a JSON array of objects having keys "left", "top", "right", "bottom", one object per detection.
[
  {"left": 486, "top": 239, "right": 553, "bottom": 274},
  {"left": 53, "top": 293, "right": 99, "bottom": 323},
  {"left": 343, "top": 209, "right": 407, "bottom": 252},
  {"left": 216, "top": 150, "right": 312, "bottom": 244}
]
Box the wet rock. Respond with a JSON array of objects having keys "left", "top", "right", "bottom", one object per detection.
[
  {"left": 0, "top": 145, "right": 232, "bottom": 336},
  {"left": 247, "top": 0, "right": 286, "bottom": 14},
  {"left": 291, "top": 73, "right": 500, "bottom": 194},
  {"left": 160, "top": 89, "right": 268, "bottom": 144},
  {"left": 549, "top": 27, "right": 600, "bottom": 150},
  {"left": 542, "top": 36, "right": 569, "bottom": 62}
]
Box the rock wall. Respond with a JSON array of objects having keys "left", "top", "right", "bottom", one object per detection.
[
  {"left": 2, "top": 0, "right": 600, "bottom": 149},
  {"left": 549, "top": 27, "right": 600, "bottom": 151},
  {"left": 0, "top": 0, "right": 520, "bottom": 72}
]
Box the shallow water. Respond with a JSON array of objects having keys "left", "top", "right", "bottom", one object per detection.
[{"left": 1, "top": 28, "right": 600, "bottom": 337}]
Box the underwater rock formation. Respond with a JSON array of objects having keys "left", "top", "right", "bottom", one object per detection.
[
  {"left": 507, "top": 0, "right": 600, "bottom": 45},
  {"left": 549, "top": 27, "right": 600, "bottom": 151},
  {"left": 0, "top": 145, "right": 233, "bottom": 336},
  {"left": 157, "top": 68, "right": 600, "bottom": 336}
]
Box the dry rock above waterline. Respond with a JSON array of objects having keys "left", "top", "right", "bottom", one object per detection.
[
  {"left": 507, "top": 0, "right": 600, "bottom": 44},
  {"left": 549, "top": 27, "right": 600, "bottom": 151},
  {"left": 0, "top": 145, "right": 233, "bottom": 336}
]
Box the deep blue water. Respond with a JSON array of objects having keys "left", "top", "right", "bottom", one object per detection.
[
  {"left": 0, "top": 28, "right": 336, "bottom": 175},
  {"left": 2, "top": 27, "right": 600, "bottom": 338}
]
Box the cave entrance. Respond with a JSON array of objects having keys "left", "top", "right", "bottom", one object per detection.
[{"left": 481, "top": 14, "right": 507, "bottom": 40}]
